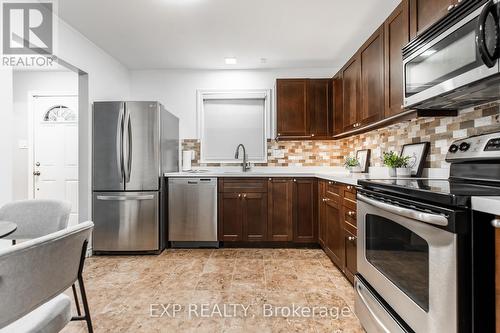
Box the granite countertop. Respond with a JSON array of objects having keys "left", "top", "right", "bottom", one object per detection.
[
  {"left": 471, "top": 197, "right": 500, "bottom": 216},
  {"left": 164, "top": 167, "right": 387, "bottom": 186}
]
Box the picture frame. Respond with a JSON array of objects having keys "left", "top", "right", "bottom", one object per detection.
[
  {"left": 400, "top": 142, "right": 430, "bottom": 177},
  {"left": 355, "top": 149, "right": 371, "bottom": 173}
]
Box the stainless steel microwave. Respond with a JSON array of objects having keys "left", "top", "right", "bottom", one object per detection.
[{"left": 403, "top": 0, "right": 500, "bottom": 110}]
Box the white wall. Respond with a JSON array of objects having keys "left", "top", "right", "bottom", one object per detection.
[
  {"left": 130, "top": 68, "right": 337, "bottom": 139},
  {"left": 12, "top": 71, "right": 78, "bottom": 200}
]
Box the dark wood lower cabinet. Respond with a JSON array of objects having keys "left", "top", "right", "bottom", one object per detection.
[
  {"left": 243, "top": 193, "right": 268, "bottom": 242},
  {"left": 293, "top": 178, "right": 317, "bottom": 243},
  {"left": 268, "top": 178, "right": 293, "bottom": 241},
  {"left": 219, "top": 192, "right": 243, "bottom": 242},
  {"left": 344, "top": 227, "right": 357, "bottom": 284},
  {"left": 325, "top": 200, "right": 344, "bottom": 269},
  {"left": 218, "top": 177, "right": 356, "bottom": 284}
]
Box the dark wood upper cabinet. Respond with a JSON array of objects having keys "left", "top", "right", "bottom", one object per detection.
[
  {"left": 342, "top": 56, "right": 361, "bottom": 132},
  {"left": 409, "top": 0, "right": 453, "bottom": 39},
  {"left": 268, "top": 178, "right": 293, "bottom": 242},
  {"left": 360, "top": 26, "right": 384, "bottom": 127},
  {"left": 384, "top": 0, "right": 410, "bottom": 118},
  {"left": 276, "top": 79, "right": 308, "bottom": 138},
  {"left": 307, "top": 79, "right": 331, "bottom": 138},
  {"left": 293, "top": 178, "right": 317, "bottom": 243},
  {"left": 332, "top": 74, "right": 344, "bottom": 136},
  {"left": 276, "top": 79, "right": 330, "bottom": 140},
  {"left": 243, "top": 192, "right": 268, "bottom": 242}
]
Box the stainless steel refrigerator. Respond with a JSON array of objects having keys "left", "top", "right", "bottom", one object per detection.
[{"left": 92, "top": 101, "right": 178, "bottom": 253}]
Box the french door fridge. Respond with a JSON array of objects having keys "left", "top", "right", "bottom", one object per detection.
[{"left": 92, "top": 101, "right": 179, "bottom": 253}]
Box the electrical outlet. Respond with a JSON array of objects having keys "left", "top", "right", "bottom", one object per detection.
[{"left": 272, "top": 149, "right": 285, "bottom": 158}]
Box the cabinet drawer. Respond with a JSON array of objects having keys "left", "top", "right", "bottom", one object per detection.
[
  {"left": 344, "top": 207, "right": 357, "bottom": 227},
  {"left": 220, "top": 178, "right": 268, "bottom": 193},
  {"left": 325, "top": 181, "right": 341, "bottom": 202},
  {"left": 344, "top": 219, "right": 357, "bottom": 236},
  {"left": 343, "top": 186, "right": 357, "bottom": 210}
]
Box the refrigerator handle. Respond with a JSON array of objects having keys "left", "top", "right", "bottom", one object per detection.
[
  {"left": 116, "top": 103, "right": 125, "bottom": 180},
  {"left": 124, "top": 106, "right": 132, "bottom": 183}
]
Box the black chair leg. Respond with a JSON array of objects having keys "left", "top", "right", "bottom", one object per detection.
[
  {"left": 71, "top": 283, "right": 82, "bottom": 316},
  {"left": 70, "top": 240, "right": 93, "bottom": 333},
  {"left": 78, "top": 276, "right": 93, "bottom": 333}
]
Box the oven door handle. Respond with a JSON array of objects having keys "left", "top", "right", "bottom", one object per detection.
[{"left": 357, "top": 194, "right": 448, "bottom": 226}]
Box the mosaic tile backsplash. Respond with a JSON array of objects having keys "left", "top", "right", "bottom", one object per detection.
[{"left": 183, "top": 102, "right": 500, "bottom": 169}]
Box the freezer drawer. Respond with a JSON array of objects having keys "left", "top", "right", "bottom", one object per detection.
[
  {"left": 93, "top": 191, "right": 159, "bottom": 252},
  {"left": 168, "top": 178, "right": 217, "bottom": 242}
]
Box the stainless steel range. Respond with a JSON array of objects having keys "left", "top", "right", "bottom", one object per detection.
[{"left": 355, "top": 131, "right": 500, "bottom": 333}]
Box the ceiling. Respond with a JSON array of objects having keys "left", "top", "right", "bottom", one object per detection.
[{"left": 58, "top": 0, "right": 400, "bottom": 70}]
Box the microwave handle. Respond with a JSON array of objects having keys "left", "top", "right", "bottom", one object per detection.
[
  {"left": 476, "top": 0, "right": 500, "bottom": 68},
  {"left": 357, "top": 194, "right": 449, "bottom": 226}
]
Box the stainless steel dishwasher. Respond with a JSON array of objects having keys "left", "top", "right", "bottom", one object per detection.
[{"left": 168, "top": 178, "right": 218, "bottom": 247}]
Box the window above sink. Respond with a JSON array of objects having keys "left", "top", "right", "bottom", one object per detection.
[{"left": 197, "top": 90, "right": 271, "bottom": 164}]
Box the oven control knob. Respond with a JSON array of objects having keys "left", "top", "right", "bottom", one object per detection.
[
  {"left": 448, "top": 144, "right": 459, "bottom": 153},
  {"left": 459, "top": 142, "right": 471, "bottom": 151}
]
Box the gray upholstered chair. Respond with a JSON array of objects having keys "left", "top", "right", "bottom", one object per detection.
[
  {"left": 0, "top": 200, "right": 72, "bottom": 242},
  {"left": 0, "top": 221, "right": 94, "bottom": 333}
]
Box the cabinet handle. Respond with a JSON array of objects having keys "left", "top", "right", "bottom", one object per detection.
[
  {"left": 347, "top": 186, "right": 352, "bottom": 190},
  {"left": 491, "top": 219, "right": 500, "bottom": 228},
  {"left": 238, "top": 194, "right": 242, "bottom": 198},
  {"left": 447, "top": 4, "right": 454, "bottom": 11},
  {"left": 348, "top": 211, "right": 355, "bottom": 216},
  {"left": 348, "top": 236, "right": 356, "bottom": 241},
  {"left": 269, "top": 178, "right": 272, "bottom": 181},
  {"left": 277, "top": 133, "right": 281, "bottom": 136},
  {"left": 328, "top": 181, "right": 332, "bottom": 185},
  {"left": 322, "top": 198, "right": 330, "bottom": 202},
  {"left": 293, "top": 178, "right": 297, "bottom": 182},
  {"left": 311, "top": 133, "right": 315, "bottom": 137},
  {"left": 243, "top": 194, "right": 247, "bottom": 198}
]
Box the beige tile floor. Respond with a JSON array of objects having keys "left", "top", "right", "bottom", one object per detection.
[{"left": 62, "top": 248, "right": 364, "bottom": 333}]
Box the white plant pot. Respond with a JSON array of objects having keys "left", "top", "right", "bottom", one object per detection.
[
  {"left": 396, "top": 167, "right": 412, "bottom": 177},
  {"left": 387, "top": 168, "right": 396, "bottom": 177}
]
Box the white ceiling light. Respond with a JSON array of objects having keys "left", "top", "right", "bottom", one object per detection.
[{"left": 225, "top": 57, "right": 237, "bottom": 65}]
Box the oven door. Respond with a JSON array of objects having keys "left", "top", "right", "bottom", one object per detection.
[
  {"left": 403, "top": 1, "right": 500, "bottom": 109},
  {"left": 356, "top": 194, "right": 458, "bottom": 333}
]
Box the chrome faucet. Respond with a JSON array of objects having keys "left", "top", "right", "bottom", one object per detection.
[{"left": 234, "top": 144, "right": 251, "bottom": 172}]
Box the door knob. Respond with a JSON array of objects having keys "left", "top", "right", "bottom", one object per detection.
[
  {"left": 33, "top": 171, "right": 41, "bottom": 176},
  {"left": 491, "top": 219, "right": 500, "bottom": 228}
]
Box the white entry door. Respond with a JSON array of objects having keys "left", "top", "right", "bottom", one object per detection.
[{"left": 32, "top": 95, "right": 78, "bottom": 226}]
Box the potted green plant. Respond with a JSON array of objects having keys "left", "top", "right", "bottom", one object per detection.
[
  {"left": 382, "top": 151, "right": 411, "bottom": 177},
  {"left": 344, "top": 156, "right": 360, "bottom": 174}
]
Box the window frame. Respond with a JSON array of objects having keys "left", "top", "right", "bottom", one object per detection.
[{"left": 196, "top": 89, "right": 271, "bottom": 164}]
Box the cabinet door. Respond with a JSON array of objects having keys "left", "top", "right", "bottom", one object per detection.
[
  {"left": 385, "top": 1, "right": 409, "bottom": 118},
  {"left": 219, "top": 193, "right": 242, "bottom": 242},
  {"left": 318, "top": 181, "right": 327, "bottom": 247},
  {"left": 293, "top": 178, "right": 317, "bottom": 243},
  {"left": 344, "top": 228, "right": 357, "bottom": 284},
  {"left": 243, "top": 192, "right": 268, "bottom": 242},
  {"left": 268, "top": 178, "right": 293, "bottom": 242},
  {"left": 332, "top": 75, "right": 344, "bottom": 136},
  {"left": 360, "top": 27, "right": 384, "bottom": 127},
  {"left": 276, "top": 79, "right": 308, "bottom": 138},
  {"left": 342, "top": 56, "right": 361, "bottom": 132},
  {"left": 307, "top": 79, "right": 330, "bottom": 138},
  {"left": 409, "top": 0, "right": 452, "bottom": 38},
  {"left": 325, "top": 201, "right": 344, "bottom": 269}
]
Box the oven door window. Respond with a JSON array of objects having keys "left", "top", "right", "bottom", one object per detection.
[
  {"left": 405, "top": 16, "right": 483, "bottom": 97},
  {"left": 366, "top": 214, "right": 429, "bottom": 312}
]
